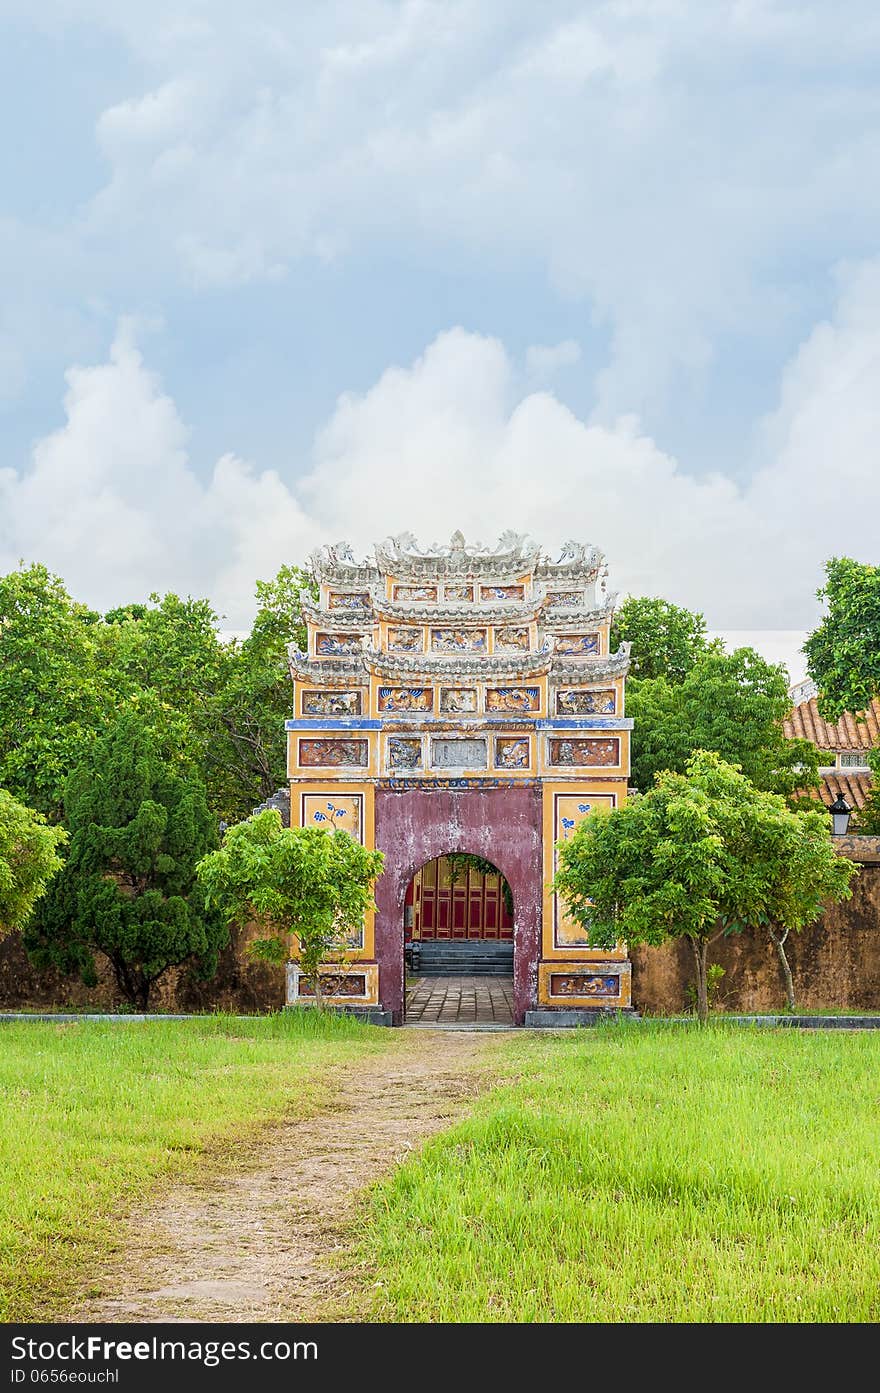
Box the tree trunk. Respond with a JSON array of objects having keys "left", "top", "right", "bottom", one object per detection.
[
  {"left": 688, "top": 935, "right": 709, "bottom": 1024},
  {"left": 312, "top": 972, "right": 324, "bottom": 1012},
  {"left": 768, "top": 925, "right": 795, "bottom": 1011}
]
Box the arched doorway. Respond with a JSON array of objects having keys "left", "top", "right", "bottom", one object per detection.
[
  {"left": 373, "top": 785, "right": 543, "bottom": 1025},
  {"left": 404, "top": 854, "right": 515, "bottom": 1024}
]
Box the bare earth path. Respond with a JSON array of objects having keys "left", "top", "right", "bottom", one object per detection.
[{"left": 72, "top": 1031, "right": 504, "bottom": 1323}]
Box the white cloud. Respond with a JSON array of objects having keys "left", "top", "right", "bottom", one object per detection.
[
  {"left": 2, "top": 254, "right": 879, "bottom": 630},
  {"left": 8, "top": 0, "right": 872, "bottom": 424},
  {"left": 525, "top": 340, "right": 581, "bottom": 380}
]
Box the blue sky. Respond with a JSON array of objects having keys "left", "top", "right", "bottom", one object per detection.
[{"left": 1, "top": 2, "right": 879, "bottom": 677}]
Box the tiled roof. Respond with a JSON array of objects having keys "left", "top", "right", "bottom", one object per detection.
[
  {"left": 784, "top": 696, "right": 880, "bottom": 751},
  {"left": 818, "top": 772, "right": 874, "bottom": 811}
]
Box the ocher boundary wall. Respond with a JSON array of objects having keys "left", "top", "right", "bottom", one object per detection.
[
  {"left": 3, "top": 844, "right": 878, "bottom": 1018},
  {"left": 632, "top": 855, "right": 880, "bottom": 1016}
]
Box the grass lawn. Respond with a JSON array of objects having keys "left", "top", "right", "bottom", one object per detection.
[
  {"left": 0, "top": 1010, "right": 388, "bottom": 1321},
  {"left": 356, "top": 1022, "right": 880, "bottom": 1322}
]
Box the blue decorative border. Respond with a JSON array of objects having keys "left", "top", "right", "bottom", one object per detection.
[{"left": 286, "top": 716, "right": 633, "bottom": 730}]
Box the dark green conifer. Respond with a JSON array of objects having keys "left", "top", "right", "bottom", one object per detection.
[{"left": 25, "top": 713, "right": 227, "bottom": 1009}]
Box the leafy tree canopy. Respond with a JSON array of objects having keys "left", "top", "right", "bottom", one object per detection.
[
  {"left": 24, "top": 713, "right": 226, "bottom": 1009},
  {"left": 611, "top": 595, "right": 717, "bottom": 683},
  {"left": 804, "top": 557, "right": 880, "bottom": 719},
  {"left": 0, "top": 561, "right": 316, "bottom": 824},
  {"left": 553, "top": 750, "right": 856, "bottom": 1021},
  {"left": 627, "top": 645, "right": 819, "bottom": 800},
  {"left": 197, "top": 810, "right": 383, "bottom": 1007},
  {"left": 0, "top": 565, "right": 113, "bottom": 815},
  {"left": 0, "top": 789, "right": 67, "bottom": 935}
]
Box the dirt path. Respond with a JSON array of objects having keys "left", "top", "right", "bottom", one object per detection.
[{"left": 72, "top": 1031, "right": 504, "bottom": 1323}]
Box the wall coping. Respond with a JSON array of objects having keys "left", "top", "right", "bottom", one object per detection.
[{"left": 835, "top": 834, "right": 880, "bottom": 864}]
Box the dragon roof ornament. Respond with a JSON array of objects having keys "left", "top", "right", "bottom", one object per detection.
[{"left": 373, "top": 529, "right": 542, "bottom": 578}]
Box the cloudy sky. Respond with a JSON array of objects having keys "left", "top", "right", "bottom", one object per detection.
[{"left": 2, "top": 2, "right": 880, "bottom": 680}]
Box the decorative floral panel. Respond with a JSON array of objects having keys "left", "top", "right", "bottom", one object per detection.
[
  {"left": 377, "top": 687, "right": 433, "bottom": 712},
  {"left": 388, "top": 737, "right": 422, "bottom": 769},
  {"left": 554, "top": 633, "right": 599, "bottom": 656},
  {"left": 480, "top": 584, "right": 525, "bottom": 601},
  {"left": 301, "top": 689, "right": 363, "bottom": 716},
  {"left": 315, "top": 632, "right": 363, "bottom": 657},
  {"left": 486, "top": 686, "right": 540, "bottom": 712},
  {"left": 392, "top": 584, "right": 438, "bottom": 601},
  {"left": 493, "top": 626, "right": 530, "bottom": 652},
  {"left": 494, "top": 737, "right": 531, "bottom": 769},
  {"left": 549, "top": 737, "right": 619, "bottom": 767},
  {"left": 298, "top": 973, "right": 368, "bottom": 998},
  {"left": 556, "top": 688, "right": 616, "bottom": 715},
  {"left": 298, "top": 738, "right": 369, "bottom": 767},
  {"left": 431, "top": 628, "right": 488, "bottom": 653},
  {"left": 301, "top": 793, "right": 364, "bottom": 841},
  {"left": 548, "top": 972, "right": 620, "bottom": 999},
  {"left": 444, "top": 584, "right": 474, "bottom": 601},
  {"left": 431, "top": 737, "right": 488, "bottom": 768},
  {"left": 439, "top": 687, "right": 478, "bottom": 713},
  {"left": 328, "top": 592, "right": 370, "bottom": 609},
  {"left": 387, "top": 626, "right": 424, "bottom": 652},
  {"left": 554, "top": 792, "right": 616, "bottom": 946},
  {"left": 546, "top": 591, "right": 582, "bottom": 607}
]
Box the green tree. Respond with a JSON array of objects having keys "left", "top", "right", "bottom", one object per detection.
[
  {"left": 553, "top": 751, "right": 856, "bottom": 1022},
  {"left": 0, "top": 565, "right": 111, "bottom": 815},
  {"left": 611, "top": 595, "right": 716, "bottom": 682},
  {"left": 196, "top": 810, "right": 384, "bottom": 1009},
  {"left": 24, "top": 714, "right": 226, "bottom": 1009},
  {"left": 627, "top": 646, "right": 820, "bottom": 799},
  {"left": 804, "top": 557, "right": 880, "bottom": 719},
  {"left": 210, "top": 565, "right": 316, "bottom": 820},
  {"left": 0, "top": 789, "right": 67, "bottom": 935}
]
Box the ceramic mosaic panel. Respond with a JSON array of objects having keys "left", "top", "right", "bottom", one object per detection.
[
  {"left": 297, "top": 973, "right": 368, "bottom": 998},
  {"left": 549, "top": 737, "right": 619, "bottom": 767},
  {"left": 377, "top": 687, "right": 433, "bottom": 712},
  {"left": 480, "top": 584, "right": 525, "bottom": 601},
  {"left": 298, "top": 738, "right": 369, "bottom": 768},
  {"left": 387, "top": 626, "right": 423, "bottom": 652},
  {"left": 431, "top": 628, "right": 487, "bottom": 653},
  {"left": 547, "top": 972, "right": 620, "bottom": 999},
  {"left": 431, "top": 737, "right": 488, "bottom": 768},
  {"left": 546, "top": 591, "right": 582, "bottom": 607},
  {"left": 392, "top": 584, "right": 438, "bottom": 601},
  {"left": 388, "top": 737, "right": 422, "bottom": 769},
  {"left": 554, "top": 633, "right": 599, "bottom": 656},
  {"left": 301, "top": 689, "right": 363, "bottom": 716},
  {"left": 556, "top": 688, "right": 616, "bottom": 716},
  {"left": 439, "top": 687, "right": 478, "bottom": 713},
  {"left": 494, "top": 736, "right": 531, "bottom": 769},
  {"left": 493, "top": 626, "right": 530, "bottom": 652},
  {"left": 554, "top": 792, "right": 616, "bottom": 946},
  {"left": 444, "top": 584, "right": 474, "bottom": 601},
  {"left": 486, "top": 686, "right": 540, "bottom": 713},
  {"left": 301, "top": 793, "right": 364, "bottom": 841},
  {"left": 315, "top": 632, "right": 363, "bottom": 657},
  {"left": 328, "top": 592, "right": 370, "bottom": 609}
]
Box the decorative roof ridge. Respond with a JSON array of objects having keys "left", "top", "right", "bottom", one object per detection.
[
  {"left": 301, "top": 600, "right": 373, "bottom": 627},
  {"left": 542, "top": 602, "right": 614, "bottom": 629},
  {"left": 364, "top": 649, "right": 554, "bottom": 678},
  {"left": 373, "top": 529, "right": 541, "bottom": 577},
  {"left": 370, "top": 597, "right": 547, "bottom": 624},
  {"left": 551, "top": 644, "right": 632, "bottom": 680},
  {"left": 288, "top": 649, "right": 367, "bottom": 684}
]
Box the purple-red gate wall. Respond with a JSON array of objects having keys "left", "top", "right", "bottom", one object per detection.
[{"left": 374, "top": 786, "right": 543, "bottom": 1024}]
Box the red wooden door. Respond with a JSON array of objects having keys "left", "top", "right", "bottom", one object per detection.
[{"left": 412, "top": 857, "right": 513, "bottom": 940}]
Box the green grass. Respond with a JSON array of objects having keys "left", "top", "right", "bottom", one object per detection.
[
  {"left": 356, "top": 1023, "right": 880, "bottom": 1322},
  {"left": 0, "top": 1009, "right": 388, "bottom": 1321}
]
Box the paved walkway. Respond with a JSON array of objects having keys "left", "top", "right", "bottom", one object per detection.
[{"left": 406, "top": 974, "right": 515, "bottom": 1026}]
